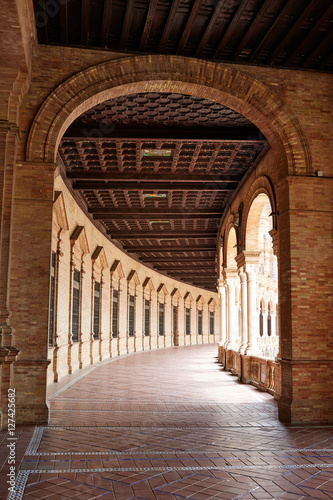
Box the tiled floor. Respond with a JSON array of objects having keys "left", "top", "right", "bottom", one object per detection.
[{"left": 1, "top": 344, "right": 333, "bottom": 499}]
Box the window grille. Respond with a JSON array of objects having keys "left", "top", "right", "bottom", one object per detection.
[
  {"left": 198, "top": 309, "right": 202, "bottom": 335},
  {"left": 93, "top": 282, "right": 100, "bottom": 340},
  {"left": 128, "top": 294, "right": 135, "bottom": 336},
  {"left": 158, "top": 302, "right": 164, "bottom": 335},
  {"left": 173, "top": 306, "right": 178, "bottom": 335},
  {"left": 112, "top": 289, "right": 118, "bottom": 338},
  {"left": 72, "top": 269, "right": 80, "bottom": 342},
  {"left": 209, "top": 311, "right": 214, "bottom": 335},
  {"left": 144, "top": 299, "right": 150, "bottom": 336},
  {"left": 48, "top": 251, "right": 56, "bottom": 346},
  {"left": 185, "top": 307, "right": 190, "bottom": 335}
]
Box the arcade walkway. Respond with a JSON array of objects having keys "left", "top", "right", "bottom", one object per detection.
[{"left": 2, "top": 345, "right": 333, "bottom": 499}]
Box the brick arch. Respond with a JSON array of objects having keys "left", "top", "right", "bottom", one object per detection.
[
  {"left": 240, "top": 176, "right": 277, "bottom": 252},
  {"left": 26, "top": 55, "right": 311, "bottom": 176}
]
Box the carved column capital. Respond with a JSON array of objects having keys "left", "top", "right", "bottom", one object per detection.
[
  {"left": 269, "top": 228, "right": 279, "bottom": 257},
  {"left": 0, "top": 346, "right": 20, "bottom": 365}
]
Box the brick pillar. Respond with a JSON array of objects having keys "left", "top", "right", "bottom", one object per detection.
[
  {"left": 10, "top": 161, "right": 56, "bottom": 425},
  {"left": 0, "top": 121, "right": 21, "bottom": 428},
  {"left": 277, "top": 177, "right": 333, "bottom": 423}
]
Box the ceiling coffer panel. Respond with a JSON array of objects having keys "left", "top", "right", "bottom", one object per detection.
[{"left": 59, "top": 92, "right": 269, "bottom": 291}]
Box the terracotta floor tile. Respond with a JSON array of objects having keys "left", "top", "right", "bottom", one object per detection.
[{"left": 3, "top": 345, "right": 333, "bottom": 500}]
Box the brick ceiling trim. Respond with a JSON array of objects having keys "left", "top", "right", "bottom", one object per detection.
[{"left": 26, "top": 55, "right": 311, "bottom": 177}]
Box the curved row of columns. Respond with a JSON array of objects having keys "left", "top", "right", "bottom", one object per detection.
[{"left": 219, "top": 250, "right": 278, "bottom": 359}]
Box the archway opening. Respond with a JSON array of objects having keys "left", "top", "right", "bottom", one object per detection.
[{"left": 246, "top": 193, "right": 279, "bottom": 359}]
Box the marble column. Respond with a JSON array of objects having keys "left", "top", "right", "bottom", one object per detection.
[{"left": 223, "top": 269, "right": 238, "bottom": 350}]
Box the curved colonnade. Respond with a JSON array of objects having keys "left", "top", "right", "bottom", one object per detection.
[{"left": 48, "top": 175, "right": 219, "bottom": 384}]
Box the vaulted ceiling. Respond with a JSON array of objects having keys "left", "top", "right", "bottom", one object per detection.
[
  {"left": 34, "top": 0, "right": 331, "bottom": 291},
  {"left": 58, "top": 92, "right": 268, "bottom": 291}
]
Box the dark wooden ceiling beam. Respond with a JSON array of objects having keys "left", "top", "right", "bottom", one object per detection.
[
  {"left": 213, "top": 0, "right": 252, "bottom": 59},
  {"left": 120, "top": 0, "right": 135, "bottom": 49},
  {"left": 267, "top": 0, "right": 325, "bottom": 65},
  {"left": 94, "top": 213, "right": 221, "bottom": 220},
  {"left": 285, "top": 5, "right": 333, "bottom": 67},
  {"left": 318, "top": 44, "right": 333, "bottom": 70},
  {"left": 231, "top": 0, "right": 273, "bottom": 60},
  {"left": 140, "top": 0, "right": 158, "bottom": 50},
  {"left": 109, "top": 231, "right": 216, "bottom": 239},
  {"left": 63, "top": 126, "right": 264, "bottom": 141},
  {"left": 249, "top": 0, "right": 292, "bottom": 63},
  {"left": 89, "top": 207, "right": 222, "bottom": 215},
  {"left": 177, "top": 0, "right": 203, "bottom": 54},
  {"left": 158, "top": 0, "right": 181, "bottom": 52},
  {"left": 33, "top": 0, "right": 48, "bottom": 42},
  {"left": 140, "top": 256, "right": 215, "bottom": 262},
  {"left": 124, "top": 245, "right": 216, "bottom": 252},
  {"left": 73, "top": 181, "right": 237, "bottom": 191},
  {"left": 195, "top": 0, "right": 226, "bottom": 57},
  {"left": 164, "top": 268, "right": 216, "bottom": 273},
  {"left": 81, "top": 0, "right": 90, "bottom": 45},
  {"left": 302, "top": 28, "right": 333, "bottom": 69},
  {"left": 186, "top": 278, "right": 216, "bottom": 282},
  {"left": 60, "top": 0, "right": 68, "bottom": 44},
  {"left": 101, "top": 0, "right": 112, "bottom": 47},
  {"left": 156, "top": 263, "right": 214, "bottom": 269},
  {"left": 70, "top": 172, "right": 242, "bottom": 182}
]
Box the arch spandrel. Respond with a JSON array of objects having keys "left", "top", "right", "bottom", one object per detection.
[{"left": 26, "top": 56, "right": 311, "bottom": 177}]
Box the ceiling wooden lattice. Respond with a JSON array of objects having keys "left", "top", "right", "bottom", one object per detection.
[
  {"left": 58, "top": 92, "right": 269, "bottom": 291},
  {"left": 33, "top": 0, "right": 333, "bottom": 72}
]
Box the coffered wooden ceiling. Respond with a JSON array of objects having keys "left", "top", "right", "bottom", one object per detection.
[
  {"left": 34, "top": 0, "right": 332, "bottom": 290},
  {"left": 33, "top": 0, "right": 333, "bottom": 72},
  {"left": 59, "top": 92, "right": 268, "bottom": 290}
]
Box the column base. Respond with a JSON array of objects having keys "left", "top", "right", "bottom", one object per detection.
[
  {"left": 11, "top": 358, "right": 50, "bottom": 426},
  {"left": 14, "top": 403, "right": 49, "bottom": 425},
  {"left": 279, "top": 359, "right": 333, "bottom": 424}
]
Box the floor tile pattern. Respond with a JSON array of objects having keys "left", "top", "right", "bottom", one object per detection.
[{"left": 4, "top": 345, "right": 333, "bottom": 499}]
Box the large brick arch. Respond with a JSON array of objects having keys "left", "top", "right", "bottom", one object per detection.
[{"left": 26, "top": 55, "right": 311, "bottom": 176}]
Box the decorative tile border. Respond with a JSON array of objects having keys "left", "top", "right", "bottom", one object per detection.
[
  {"left": 25, "top": 427, "right": 45, "bottom": 455},
  {"left": 51, "top": 408, "right": 274, "bottom": 414},
  {"left": 31, "top": 448, "right": 333, "bottom": 456},
  {"left": 18, "top": 463, "right": 333, "bottom": 474},
  {"left": 7, "top": 471, "right": 29, "bottom": 500},
  {"left": 50, "top": 399, "right": 275, "bottom": 404}
]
